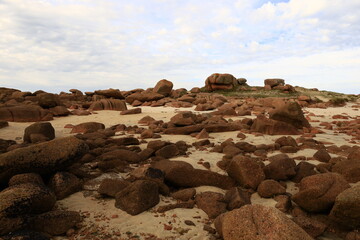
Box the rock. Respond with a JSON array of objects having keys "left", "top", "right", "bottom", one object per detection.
[
  {"left": 70, "top": 122, "right": 105, "bottom": 134},
  {"left": 152, "top": 160, "right": 236, "bottom": 189},
  {"left": 195, "top": 192, "right": 227, "bottom": 219},
  {"left": 141, "top": 129, "right": 154, "bottom": 139},
  {"left": 257, "top": 180, "right": 286, "bottom": 198},
  {"left": 332, "top": 158, "right": 360, "bottom": 183},
  {"left": 171, "top": 188, "right": 196, "bottom": 201},
  {"left": 330, "top": 184, "right": 360, "bottom": 228},
  {"left": 0, "top": 105, "right": 53, "bottom": 122},
  {"left": 120, "top": 108, "right": 141, "bottom": 115},
  {"left": 115, "top": 180, "right": 160, "bottom": 215},
  {"left": 8, "top": 173, "right": 44, "bottom": 187},
  {"left": 0, "top": 139, "right": 16, "bottom": 154},
  {"left": 275, "top": 136, "right": 298, "bottom": 147},
  {"left": 292, "top": 173, "right": 350, "bottom": 212},
  {"left": 0, "top": 121, "right": 9, "bottom": 129},
  {"left": 269, "top": 101, "right": 311, "bottom": 129},
  {"left": 100, "top": 149, "right": 141, "bottom": 163},
  {"left": 226, "top": 156, "right": 265, "bottom": 190},
  {"left": 89, "top": 99, "right": 127, "bottom": 111},
  {"left": 251, "top": 114, "right": 300, "bottom": 135},
  {"left": 218, "top": 204, "right": 313, "bottom": 240},
  {"left": 205, "top": 73, "right": 238, "bottom": 91},
  {"left": 292, "top": 161, "right": 316, "bottom": 183},
  {"left": 292, "top": 215, "right": 327, "bottom": 238},
  {"left": 224, "top": 187, "right": 251, "bottom": 210},
  {"left": 157, "top": 200, "right": 195, "bottom": 213},
  {"left": 37, "top": 93, "right": 60, "bottom": 108},
  {"left": 98, "top": 178, "right": 130, "bottom": 197},
  {"left": 23, "top": 122, "right": 55, "bottom": 143},
  {"left": 48, "top": 172, "right": 82, "bottom": 200},
  {"left": 49, "top": 106, "right": 70, "bottom": 116},
  {"left": 0, "top": 137, "right": 88, "bottom": 184},
  {"left": 274, "top": 194, "right": 292, "bottom": 212},
  {"left": 125, "top": 92, "right": 164, "bottom": 104},
  {"left": 138, "top": 115, "right": 156, "bottom": 125},
  {"left": 264, "top": 155, "right": 297, "bottom": 180},
  {"left": 264, "top": 78, "right": 285, "bottom": 87},
  {"left": 169, "top": 111, "right": 197, "bottom": 126},
  {"left": 155, "top": 144, "right": 179, "bottom": 158},
  {"left": 94, "top": 89, "right": 124, "bottom": 99},
  {"left": 108, "top": 137, "right": 140, "bottom": 146},
  {"left": 153, "top": 79, "right": 173, "bottom": 96},
  {"left": 28, "top": 210, "right": 81, "bottom": 235},
  {"left": 313, "top": 149, "right": 331, "bottom": 162}
]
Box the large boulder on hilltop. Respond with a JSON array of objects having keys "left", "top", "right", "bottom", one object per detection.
[
  {"left": 0, "top": 137, "right": 89, "bottom": 184},
  {"left": 330, "top": 184, "right": 360, "bottom": 228},
  {"left": 216, "top": 204, "right": 313, "bottom": 240},
  {"left": 125, "top": 92, "right": 164, "bottom": 104},
  {"left": 264, "top": 78, "right": 285, "bottom": 88},
  {"left": 23, "top": 122, "right": 55, "bottom": 143},
  {"left": 205, "top": 73, "right": 238, "bottom": 91},
  {"left": 292, "top": 173, "right": 350, "bottom": 213},
  {"left": 269, "top": 101, "right": 310, "bottom": 129},
  {"left": 153, "top": 79, "right": 173, "bottom": 96},
  {"left": 0, "top": 105, "right": 53, "bottom": 122},
  {"left": 89, "top": 99, "right": 127, "bottom": 111},
  {"left": 36, "top": 93, "right": 61, "bottom": 109},
  {"left": 250, "top": 114, "right": 300, "bottom": 135},
  {"left": 94, "top": 89, "right": 124, "bottom": 99}
]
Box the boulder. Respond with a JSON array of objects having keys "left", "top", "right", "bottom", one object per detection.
[
  {"left": 37, "top": 93, "right": 61, "bottom": 109},
  {"left": 23, "top": 122, "right": 55, "bottom": 143},
  {"left": 89, "top": 99, "right": 127, "bottom": 111},
  {"left": 98, "top": 178, "right": 130, "bottom": 197},
  {"left": 8, "top": 173, "right": 44, "bottom": 187},
  {"left": 264, "top": 78, "right": 285, "bottom": 87},
  {"left": 155, "top": 144, "right": 180, "bottom": 158},
  {"left": 125, "top": 92, "right": 164, "bottom": 104},
  {"left": 0, "top": 105, "right": 53, "bottom": 122},
  {"left": 115, "top": 180, "right": 159, "bottom": 215},
  {"left": 120, "top": 108, "right": 141, "bottom": 115},
  {"left": 330, "top": 184, "right": 360, "bottom": 228},
  {"left": 217, "top": 204, "right": 313, "bottom": 240},
  {"left": 292, "top": 173, "right": 350, "bottom": 212},
  {"left": 48, "top": 172, "right": 82, "bottom": 200},
  {"left": 99, "top": 149, "right": 141, "bottom": 163},
  {"left": 49, "top": 106, "right": 71, "bottom": 116},
  {"left": 195, "top": 192, "right": 227, "bottom": 219},
  {"left": 292, "top": 161, "right": 316, "bottom": 183},
  {"left": 152, "top": 160, "right": 235, "bottom": 189},
  {"left": 332, "top": 158, "right": 360, "bottom": 183},
  {"left": 0, "top": 137, "right": 88, "bottom": 184},
  {"left": 94, "top": 89, "right": 124, "bottom": 99},
  {"left": 269, "top": 101, "right": 310, "bottom": 129},
  {"left": 171, "top": 188, "right": 196, "bottom": 202},
  {"left": 224, "top": 187, "right": 251, "bottom": 210},
  {"left": 70, "top": 122, "right": 105, "bottom": 134},
  {"left": 264, "top": 155, "right": 297, "bottom": 180},
  {"left": 250, "top": 115, "right": 300, "bottom": 135},
  {"left": 153, "top": 79, "right": 173, "bottom": 96},
  {"left": 257, "top": 180, "right": 286, "bottom": 198},
  {"left": 205, "top": 73, "right": 238, "bottom": 91},
  {"left": 313, "top": 149, "right": 331, "bottom": 162},
  {"left": 0, "top": 121, "right": 9, "bottom": 129},
  {"left": 226, "top": 156, "right": 265, "bottom": 190},
  {"left": 28, "top": 210, "right": 81, "bottom": 235}
]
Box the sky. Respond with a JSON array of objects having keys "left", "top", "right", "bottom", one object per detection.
[{"left": 0, "top": 0, "right": 359, "bottom": 94}]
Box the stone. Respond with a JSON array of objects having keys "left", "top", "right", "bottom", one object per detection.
[
  {"left": 8, "top": 173, "right": 44, "bottom": 187},
  {"left": 37, "top": 93, "right": 60, "bottom": 108},
  {"left": 250, "top": 114, "right": 300, "bottom": 135},
  {"left": 0, "top": 137, "right": 88, "bottom": 184},
  {"left": 264, "top": 78, "right": 285, "bottom": 87},
  {"left": 0, "top": 105, "right": 53, "bottom": 122},
  {"left": 49, "top": 106, "right": 70, "bottom": 116},
  {"left": 205, "top": 73, "right": 238, "bottom": 91},
  {"left": 138, "top": 115, "right": 156, "bottom": 125},
  {"left": 94, "top": 89, "right": 124, "bottom": 99},
  {"left": 226, "top": 156, "right": 265, "bottom": 190},
  {"left": 153, "top": 79, "right": 173, "bottom": 96},
  {"left": 257, "top": 180, "right": 286, "bottom": 198},
  {"left": 195, "top": 192, "right": 227, "bottom": 219},
  {"left": 98, "top": 178, "right": 130, "bottom": 197},
  {"left": 0, "top": 230, "right": 51, "bottom": 240},
  {"left": 171, "top": 188, "right": 196, "bottom": 201},
  {"left": 99, "top": 149, "right": 141, "bottom": 163},
  {"left": 0, "top": 139, "right": 16, "bottom": 154},
  {"left": 292, "top": 161, "right": 316, "bottom": 183},
  {"left": 70, "top": 122, "right": 105, "bottom": 134},
  {"left": 48, "top": 172, "right": 82, "bottom": 200},
  {"left": 115, "top": 180, "right": 159, "bottom": 215},
  {"left": 292, "top": 215, "right": 327, "bottom": 238},
  {"left": 332, "top": 158, "right": 360, "bottom": 183},
  {"left": 313, "top": 149, "right": 331, "bottom": 162},
  {"left": 28, "top": 210, "right": 81, "bottom": 235},
  {"left": 224, "top": 187, "right": 251, "bottom": 210},
  {"left": 330, "top": 184, "right": 360, "bottom": 228},
  {"left": 125, "top": 92, "right": 164, "bottom": 104},
  {"left": 169, "top": 111, "right": 197, "bottom": 126},
  {"left": 269, "top": 101, "right": 311, "bottom": 129},
  {"left": 108, "top": 137, "right": 140, "bottom": 146},
  {"left": 23, "top": 122, "right": 55, "bottom": 143},
  {"left": 264, "top": 155, "right": 297, "bottom": 181},
  {"left": 218, "top": 204, "right": 313, "bottom": 240},
  {"left": 152, "top": 160, "right": 236, "bottom": 189},
  {"left": 275, "top": 136, "right": 298, "bottom": 147},
  {"left": 89, "top": 99, "right": 127, "bottom": 111},
  {"left": 155, "top": 144, "right": 180, "bottom": 158},
  {"left": 120, "top": 108, "right": 141, "bottom": 115},
  {"left": 292, "top": 173, "right": 350, "bottom": 212}
]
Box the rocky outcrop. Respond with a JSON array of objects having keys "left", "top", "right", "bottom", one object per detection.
[
  {"left": 0, "top": 105, "right": 53, "bottom": 122},
  {"left": 89, "top": 99, "right": 127, "bottom": 111},
  {"left": 205, "top": 73, "right": 238, "bottom": 91}
]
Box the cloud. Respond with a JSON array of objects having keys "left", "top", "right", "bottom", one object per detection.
[{"left": 0, "top": 0, "right": 359, "bottom": 94}]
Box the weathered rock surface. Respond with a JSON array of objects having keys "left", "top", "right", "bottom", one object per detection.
[
  {"left": 48, "top": 172, "right": 82, "bottom": 200},
  {"left": 251, "top": 114, "right": 300, "bottom": 135},
  {"left": 89, "top": 99, "right": 127, "bottom": 111},
  {"left": 70, "top": 122, "right": 105, "bottom": 134},
  {"left": 269, "top": 101, "right": 310, "bottom": 129},
  {"left": 205, "top": 73, "right": 238, "bottom": 91},
  {"left": 153, "top": 79, "right": 173, "bottom": 96},
  {"left": 0, "top": 105, "right": 53, "bottom": 122},
  {"left": 195, "top": 192, "right": 227, "bottom": 219},
  {"left": 23, "top": 122, "right": 55, "bottom": 143}
]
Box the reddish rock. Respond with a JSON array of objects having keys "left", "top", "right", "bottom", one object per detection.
[
  {"left": 313, "top": 149, "right": 331, "bottom": 162},
  {"left": 0, "top": 120, "right": 9, "bottom": 129},
  {"left": 153, "top": 79, "right": 173, "bottom": 96},
  {"left": 332, "top": 158, "right": 360, "bottom": 183},
  {"left": 274, "top": 194, "right": 292, "bottom": 212},
  {"left": 37, "top": 93, "right": 61, "bottom": 108},
  {"left": 49, "top": 106, "right": 71, "bottom": 116},
  {"left": 257, "top": 180, "right": 286, "bottom": 198},
  {"left": 264, "top": 154, "right": 296, "bottom": 180},
  {"left": 0, "top": 105, "right": 53, "bottom": 122},
  {"left": 269, "top": 101, "right": 311, "bottom": 129},
  {"left": 89, "top": 99, "right": 127, "bottom": 111},
  {"left": 100, "top": 149, "right": 141, "bottom": 163},
  {"left": 120, "top": 108, "right": 141, "bottom": 115},
  {"left": 264, "top": 78, "right": 285, "bottom": 87},
  {"left": 226, "top": 156, "right": 265, "bottom": 190},
  {"left": 292, "top": 161, "right": 316, "bottom": 183},
  {"left": 169, "top": 111, "right": 197, "bottom": 126},
  {"left": 292, "top": 215, "right": 327, "bottom": 238},
  {"left": 115, "top": 180, "right": 159, "bottom": 215},
  {"left": 138, "top": 115, "right": 156, "bottom": 125},
  {"left": 48, "top": 172, "right": 82, "bottom": 200},
  {"left": 155, "top": 144, "right": 180, "bottom": 159},
  {"left": 94, "top": 89, "right": 124, "bottom": 99},
  {"left": 195, "top": 192, "right": 227, "bottom": 219},
  {"left": 171, "top": 188, "right": 196, "bottom": 201},
  {"left": 330, "top": 184, "right": 360, "bottom": 228},
  {"left": 292, "top": 173, "right": 350, "bottom": 212},
  {"left": 251, "top": 114, "right": 300, "bottom": 135},
  {"left": 141, "top": 129, "right": 154, "bottom": 139},
  {"left": 108, "top": 137, "right": 140, "bottom": 146},
  {"left": 205, "top": 73, "right": 238, "bottom": 91},
  {"left": 217, "top": 204, "right": 313, "bottom": 240},
  {"left": 98, "top": 178, "right": 130, "bottom": 197},
  {"left": 23, "top": 122, "right": 55, "bottom": 143},
  {"left": 275, "top": 136, "right": 298, "bottom": 147},
  {"left": 224, "top": 187, "right": 251, "bottom": 210},
  {"left": 125, "top": 92, "right": 164, "bottom": 104},
  {"left": 195, "top": 128, "right": 209, "bottom": 139},
  {"left": 8, "top": 173, "right": 44, "bottom": 186},
  {"left": 70, "top": 122, "right": 105, "bottom": 134}
]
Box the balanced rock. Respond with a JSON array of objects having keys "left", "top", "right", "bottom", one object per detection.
[{"left": 153, "top": 79, "right": 173, "bottom": 96}]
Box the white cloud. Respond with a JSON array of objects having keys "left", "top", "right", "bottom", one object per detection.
[{"left": 0, "top": 0, "right": 359, "bottom": 94}]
